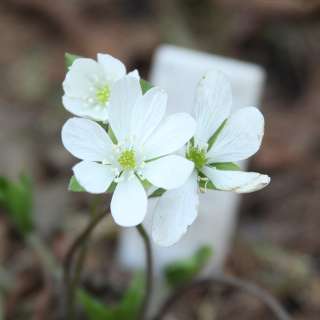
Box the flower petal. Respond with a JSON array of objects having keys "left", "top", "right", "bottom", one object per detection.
[
  {"left": 193, "top": 70, "right": 232, "bottom": 145},
  {"left": 202, "top": 166, "right": 270, "bottom": 193},
  {"left": 63, "top": 58, "right": 102, "bottom": 97},
  {"left": 207, "top": 107, "right": 264, "bottom": 162},
  {"left": 108, "top": 76, "right": 142, "bottom": 142},
  {"left": 61, "top": 117, "right": 113, "bottom": 161},
  {"left": 62, "top": 96, "right": 109, "bottom": 122},
  {"left": 127, "top": 69, "right": 140, "bottom": 79},
  {"left": 142, "top": 155, "right": 194, "bottom": 190},
  {"left": 152, "top": 172, "right": 199, "bottom": 246},
  {"left": 130, "top": 87, "right": 167, "bottom": 145},
  {"left": 143, "top": 113, "right": 196, "bottom": 159},
  {"left": 73, "top": 161, "right": 114, "bottom": 193},
  {"left": 97, "top": 53, "right": 126, "bottom": 82},
  {"left": 111, "top": 175, "right": 147, "bottom": 227}
]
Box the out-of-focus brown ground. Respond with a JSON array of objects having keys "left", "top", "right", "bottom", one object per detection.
[{"left": 0, "top": 0, "right": 319, "bottom": 319}]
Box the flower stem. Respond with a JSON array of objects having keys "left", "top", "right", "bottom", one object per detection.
[
  {"left": 63, "top": 207, "right": 108, "bottom": 320},
  {"left": 153, "top": 273, "right": 291, "bottom": 320},
  {"left": 136, "top": 224, "right": 154, "bottom": 320}
]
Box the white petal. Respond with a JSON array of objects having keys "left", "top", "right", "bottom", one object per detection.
[
  {"left": 207, "top": 107, "right": 264, "bottom": 162},
  {"left": 143, "top": 113, "right": 196, "bottom": 159},
  {"left": 152, "top": 172, "right": 199, "bottom": 246},
  {"left": 62, "top": 96, "right": 109, "bottom": 122},
  {"left": 202, "top": 166, "right": 270, "bottom": 193},
  {"left": 97, "top": 53, "right": 126, "bottom": 82},
  {"left": 111, "top": 175, "right": 147, "bottom": 227},
  {"left": 61, "top": 117, "right": 113, "bottom": 161},
  {"left": 193, "top": 70, "right": 232, "bottom": 145},
  {"left": 130, "top": 87, "right": 167, "bottom": 145},
  {"left": 142, "top": 155, "right": 194, "bottom": 190},
  {"left": 108, "top": 76, "right": 142, "bottom": 142},
  {"left": 63, "top": 58, "right": 102, "bottom": 97},
  {"left": 127, "top": 69, "right": 140, "bottom": 79},
  {"left": 73, "top": 161, "right": 114, "bottom": 193}
]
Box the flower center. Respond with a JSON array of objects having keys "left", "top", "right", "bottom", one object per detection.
[
  {"left": 187, "top": 146, "right": 207, "bottom": 170},
  {"left": 96, "top": 85, "right": 110, "bottom": 104},
  {"left": 118, "top": 149, "right": 136, "bottom": 170}
]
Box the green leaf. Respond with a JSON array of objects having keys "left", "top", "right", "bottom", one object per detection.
[
  {"left": 68, "top": 176, "right": 86, "bottom": 192},
  {"left": 207, "top": 119, "right": 227, "bottom": 150},
  {"left": 140, "top": 79, "right": 153, "bottom": 94},
  {"left": 78, "top": 290, "right": 117, "bottom": 320},
  {"left": 0, "top": 175, "right": 33, "bottom": 236},
  {"left": 108, "top": 126, "right": 118, "bottom": 144},
  {"left": 164, "top": 245, "right": 213, "bottom": 288},
  {"left": 78, "top": 274, "right": 144, "bottom": 320},
  {"left": 117, "top": 273, "right": 144, "bottom": 319},
  {"left": 65, "top": 52, "right": 81, "bottom": 69}
]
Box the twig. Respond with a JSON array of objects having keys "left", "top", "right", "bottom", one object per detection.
[
  {"left": 136, "top": 224, "right": 154, "bottom": 320},
  {"left": 63, "top": 207, "right": 109, "bottom": 320},
  {"left": 153, "top": 273, "right": 292, "bottom": 320}
]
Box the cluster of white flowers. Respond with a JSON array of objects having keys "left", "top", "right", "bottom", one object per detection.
[{"left": 61, "top": 53, "right": 270, "bottom": 246}]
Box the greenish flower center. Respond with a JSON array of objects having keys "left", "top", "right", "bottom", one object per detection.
[
  {"left": 187, "top": 146, "right": 207, "bottom": 170},
  {"left": 96, "top": 85, "right": 110, "bottom": 104},
  {"left": 118, "top": 150, "right": 136, "bottom": 170}
]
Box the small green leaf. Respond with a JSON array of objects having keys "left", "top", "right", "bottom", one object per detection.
[
  {"left": 108, "top": 126, "right": 118, "bottom": 144},
  {"left": 78, "top": 290, "right": 116, "bottom": 320},
  {"left": 0, "top": 175, "right": 34, "bottom": 236},
  {"left": 140, "top": 79, "right": 153, "bottom": 94},
  {"left": 207, "top": 119, "right": 227, "bottom": 150},
  {"left": 65, "top": 52, "right": 81, "bottom": 69},
  {"left": 164, "top": 245, "right": 213, "bottom": 288},
  {"left": 78, "top": 273, "right": 144, "bottom": 320},
  {"left": 68, "top": 176, "right": 86, "bottom": 192}
]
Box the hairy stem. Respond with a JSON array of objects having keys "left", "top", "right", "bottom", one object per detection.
[
  {"left": 63, "top": 208, "right": 108, "bottom": 320},
  {"left": 153, "top": 273, "right": 291, "bottom": 320},
  {"left": 136, "top": 224, "right": 154, "bottom": 320}
]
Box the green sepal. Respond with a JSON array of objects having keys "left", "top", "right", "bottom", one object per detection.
[
  {"left": 149, "top": 188, "right": 166, "bottom": 198},
  {"left": 68, "top": 176, "right": 86, "bottom": 192},
  {"left": 164, "top": 245, "right": 213, "bottom": 288},
  {"left": 0, "top": 175, "right": 34, "bottom": 236},
  {"left": 65, "top": 52, "right": 81, "bottom": 69},
  {"left": 208, "top": 162, "right": 240, "bottom": 171},
  {"left": 207, "top": 119, "right": 227, "bottom": 150},
  {"left": 140, "top": 79, "right": 153, "bottom": 94}
]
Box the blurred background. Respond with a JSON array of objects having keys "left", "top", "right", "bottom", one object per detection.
[{"left": 0, "top": 0, "right": 320, "bottom": 319}]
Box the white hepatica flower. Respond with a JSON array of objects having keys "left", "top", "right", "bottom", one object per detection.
[
  {"left": 62, "top": 76, "right": 196, "bottom": 227},
  {"left": 152, "top": 70, "right": 271, "bottom": 246},
  {"left": 62, "top": 53, "right": 139, "bottom": 122}
]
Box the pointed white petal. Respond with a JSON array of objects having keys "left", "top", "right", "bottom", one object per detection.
[
  {"left": 152, "top": 172, "right": 199, "bottom": 246},
  {"left": 73, "top": 161, "right": 114, "bottom": 193},
  {"left": 97, "top": 53, "right": 126, "bottom": 82},
  {"left": 142, "top": 155, "right": 194, "bottom": 190},
  {"left": 111, "top": 175, "right": 147, "bottom": 227},
  {"left": 108, "top": 76, "right": 142, "bottom": 142},
  {"left": 63, "top": 58, "right": 102, "bottom": 97},
  {"left": 61, "top": 118, "right": 113, "bottom": 161},
  {"left": 130, "top": 87, "right": 167, "bottom": 145},
  {"left": 207, "top": 107, "right": 265, "bottom": 162},
  {"left": 127, "top": 69, "right": 140, "bottom": 79},
  {"left": 143, "top": 113, "right": 196, "bottom": 159},
  {"left": 193, "top": 70, "right": 232, "bottom": 145},
  {"left": 202, "top": 166, "right": 270, "bottom": 193}
]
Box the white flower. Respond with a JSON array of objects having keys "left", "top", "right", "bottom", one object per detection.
[
  {"left": 62, "top": 53, "right": 139, "bottom": 122},
  {"left": 152, "top": 70, "right": 271, "bottom": 246},
  {"left": 62, "top": 76, "right": 196, "bottom": 227}
]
